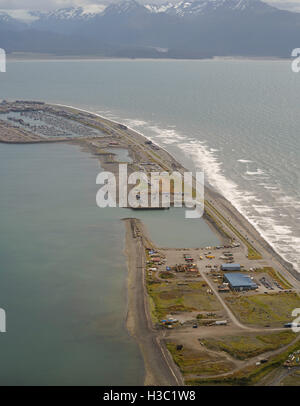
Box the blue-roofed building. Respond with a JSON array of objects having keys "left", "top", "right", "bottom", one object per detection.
[
  {"left": 224, "top": 273, "right": 258, "bottom": 291},
  {"left": 221, "top": 263, "right": 241, "bottom": 271}
]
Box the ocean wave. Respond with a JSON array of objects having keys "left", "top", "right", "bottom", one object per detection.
[
  {"left": 55, "top": 104, "right": 300, "bottom": 273},
  {"left": 125, "top": 117, "right": 300, "bottom": 272},
  {"left": 245, "top": 169, "right": 266, "bottom": 176}
]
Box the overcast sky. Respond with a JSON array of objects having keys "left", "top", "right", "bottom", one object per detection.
[{"left": 0, "top": 0, "right": 300, "bottom": 14}]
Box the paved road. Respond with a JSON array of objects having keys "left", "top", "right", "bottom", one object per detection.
[{"left": 120, "top": 125, "right": 300, "bottom": 294}]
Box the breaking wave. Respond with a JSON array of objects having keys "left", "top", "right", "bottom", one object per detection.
[
  {"left": 125, "top": 117, "right": 300, "bottom": 273},
  {"left": 59, "top": 104, "right": 300, "bottom": 273}
]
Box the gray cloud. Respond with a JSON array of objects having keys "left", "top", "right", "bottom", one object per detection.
[
  {"left": 267, "top": 1, "right": 300, "bottom": 12},
  {"left": 0, "top": 0, "right": 108, "bottom": 11}
]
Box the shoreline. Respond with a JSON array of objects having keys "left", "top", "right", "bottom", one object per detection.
[
  {"left": 1, "top": 100, "right": 299, "bottom": 386},
  {"left": 123, "top": 218, "right": 183, "bottom": 386},
  {"left": 6, "top": 53, "right": 291, "bottom": 63},
  {"left": 52, "top": 102, "right": 299, "bottom": 281},
  {"left": 1, "top": 99, "right": 298, "bottom": 278}
]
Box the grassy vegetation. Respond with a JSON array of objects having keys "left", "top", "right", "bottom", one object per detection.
[
  {"left": 255, "top": 267, "right": 292, "bottom": 289},
  {"left": 225, "top": 292, "right": 300, "bottom": 326},
  {"left": 122, "top": 131, "right": 170, "bottom": 171},
  {"left": 167, "top": 342, "right": 234, "bottom": 377},
  {"left": 201, "top": 331, "right": 296, "bottom": 360},
  {"left": 148, "top": 295, "right": 159, "bottom": 324},
  {"left": 247, "top": 247, "right": 262, "bottom": 260},
  {"left": 186, "top": 340, "right": 300, "bottom": 386},
  {"left": 159, "top": 271, "right": 175, "bottom": 279},
  {"left": 205, "top": 200, "right": 262, "bottom": 260},
  {"left": 147, "top": 280, "right": 222, "bottom": 321},
  {"left": 203, "top": 209, "right": 232, "bottom": 242},
  {"left": 281, "top": 370, "right": 300, "bottom": 386}
]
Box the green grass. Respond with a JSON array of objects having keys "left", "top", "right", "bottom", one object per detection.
[
  {"left": 255, "top": 267, "right": 292, "bottom": 289},
  {"left": 281, "top": 370, "right": 300, "bottom": 386},
  {"left": 203, "top": 209, "right": 232, "bottom": 241},
  {"left": 225, "top": 292, "right": 300, "bottom": 326},
  {"left": 205, "top": 200, "right": 262, "bottom": 260},
  {"left": 147, "top": 280, "right": 222, "bottom": 321},
  {"left": 166, "top": 343, "right": 234, "bottom": 377},
  {"left": 201, "top": 331, "right": 296, "bottom": 360},
  {"left": 186, "top": 339, "right": 300, "bottom": 386},
  {"left": 248, "top": 247, "right": 262, "bottom": 260},
  {"left": 159, "top": 271, "right": 175, "bottom": 279}
]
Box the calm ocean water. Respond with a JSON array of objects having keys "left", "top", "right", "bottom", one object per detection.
[
  {"left": 0, "top": 143, "right": 144, "bottom": 385},
  {"left": 0, "top": 141, "right": 218, "bottom": 384},
  {"left": 1, "top": 59, "right": 299, "bottom": 271},
  {"left": 0, "top": 58, "right": 299, "bottom": 384}
]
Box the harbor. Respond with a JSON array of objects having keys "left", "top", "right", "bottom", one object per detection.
[{"left": 0, "top": 100, "right": 299, "bottom": 386}]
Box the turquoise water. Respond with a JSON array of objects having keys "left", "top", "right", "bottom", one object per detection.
[{"left": 1, "top": 59, "right": 298, "bottom": 271}]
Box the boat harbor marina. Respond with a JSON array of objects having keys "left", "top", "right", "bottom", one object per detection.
[{"left": 1, "top": 100, "right": 299, "bottom": 387}]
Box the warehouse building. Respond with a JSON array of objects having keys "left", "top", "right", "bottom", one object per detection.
[
  {"left": 221, "top": 263, "right": 241, "bottom": 271},
  {"left": 224, "top": 273, "right": 258, "bottom": 291}
]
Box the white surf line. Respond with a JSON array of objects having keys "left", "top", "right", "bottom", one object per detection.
[
  {"left": 52, "top": 103, "right": 182, "bottom": 162},
  {"left": 52, "top": 102, "right": 299, "bottom": 274}
]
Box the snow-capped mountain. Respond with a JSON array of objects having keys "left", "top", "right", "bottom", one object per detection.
[
  {"left": 0, "top": 11, "right": 27, "bottom": 30},
  {"left": 145, "top": 3, "right": 174, "bottom": 14},
  {"left": 146, "top": 0, "right": 275, "bottom": 17},
  {"left": 1, "top": 0, "right": 300, "bottom": 58},
  {"left": 30, "top": 6, "right": 105, "bottom": 21},
  {"left": 0, "top": 12, "right": 11, "bottom": 22},
  {"left": 7, "top": 0, "right": 282, "bottom": 29},
  {"left": 29, "top": 6, "right": 106, "bottom": 33},
  {"left": 25, "top": 0, "right": 278, "bottom": 24},
  {"left": 103, "top": 0, "right": 148, "bottom": 15}
]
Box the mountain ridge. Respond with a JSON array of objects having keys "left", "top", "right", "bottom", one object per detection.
[{"left": 0, "top": 0, "right": 299, "bottom": 58}]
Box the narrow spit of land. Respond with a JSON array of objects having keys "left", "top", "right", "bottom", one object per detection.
[
  {"left": 1, "top": 100, "right": 299, "bottom": 386},
  {"left": 124, "top": 219, "right": 184, "bottom": 386},
  {"left": 126, "top": 218, "right": 300, "bottom": 386}
]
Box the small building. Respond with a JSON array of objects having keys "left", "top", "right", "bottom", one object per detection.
[
  {"left": 224, "top": 273, "right": 258, "bottom": 291},
  {"left": 221, "top": 263, "right": 241, "bottom": 272}
]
